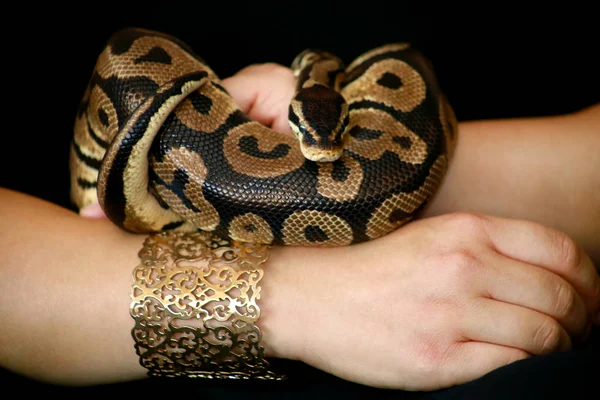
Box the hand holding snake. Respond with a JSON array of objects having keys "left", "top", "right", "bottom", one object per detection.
[{"left": 4, "top": 27, "right": 600, "bottom": 391}]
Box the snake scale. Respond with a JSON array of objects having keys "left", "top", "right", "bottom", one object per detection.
[{"left": 70, "top": 28, "right": 457, "bottom": 247}]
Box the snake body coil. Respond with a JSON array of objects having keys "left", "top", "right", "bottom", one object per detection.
[{"left": 70, "top": 28, "right": 457, "bottom": 246}]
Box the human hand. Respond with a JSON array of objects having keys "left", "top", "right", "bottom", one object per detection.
[{"left": 261, "top": 212, "right": 600, "bottom": 390}]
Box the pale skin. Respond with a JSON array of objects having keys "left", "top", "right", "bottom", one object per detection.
[{"left": 0, "top": 63, "right": 599, "bottom": 391}]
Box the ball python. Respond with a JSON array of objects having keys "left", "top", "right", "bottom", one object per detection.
[{"left": 70, "top": 28, "right": 457, "bottom": 247}]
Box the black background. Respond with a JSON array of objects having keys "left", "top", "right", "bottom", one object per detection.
[{"left": 1, "top": 5, "right": 598, "bottom": 398}]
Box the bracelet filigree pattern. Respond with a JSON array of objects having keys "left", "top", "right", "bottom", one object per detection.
[{"left": 130, "top": 230, "right": 284, "bottom": 380}]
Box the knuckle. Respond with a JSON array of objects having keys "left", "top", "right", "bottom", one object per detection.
[
  {"left": 553, "top": 282, "right": 577, "bottom": 319},
  {"left": 441, "top": 248, "right": 482, "bottom": 278},
  {"left": 552, "top": 230, "right": 581, "bottom": 270},
  {"left": 443, "top": 212, "right": 486, "bottom": 236},
  {"left": 534, "top": 317, "right": 562, "bottom": 354}
]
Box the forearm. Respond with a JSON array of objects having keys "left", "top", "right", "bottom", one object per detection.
[
  {"left": 0, "top": 188, "right": 148, "bottom": 384},
  {"left": 423, "top": 103, "right": 600, "bottom": 264},
  {"left": 0, "top": 187, "right": 299, "bottom": 385}
]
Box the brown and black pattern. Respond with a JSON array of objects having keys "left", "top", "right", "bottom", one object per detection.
[{"left": 71, "top": 28, "right": 456, "bottom": 247}]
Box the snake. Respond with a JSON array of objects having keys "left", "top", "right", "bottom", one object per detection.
[{"left": 70, "top": 27, "right": 457, "bottom": 247}]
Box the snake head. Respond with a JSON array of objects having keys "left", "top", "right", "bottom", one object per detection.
[{"left": 288, "top": 84, "right": 350, "bottom": 162}]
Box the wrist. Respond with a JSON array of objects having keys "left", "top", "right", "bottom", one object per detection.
[
  {"left": 257, "top": 242, "right": 360, "bottom": 363},
  {"left": 258, "top": 243, "right": 347, "bottom": 361},
  {"left": 257, "top": 245, "right": 306, "bottom": 360}
]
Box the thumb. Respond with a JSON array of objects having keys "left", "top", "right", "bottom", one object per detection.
[{"left": 221, "top": 63, "right": 296, "bottom": 134}]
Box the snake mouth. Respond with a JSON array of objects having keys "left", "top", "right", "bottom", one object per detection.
[{"left": 300, "top": 145, "right": 344, "bottom": 162}]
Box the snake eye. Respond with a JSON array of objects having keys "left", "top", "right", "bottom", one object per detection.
[{"left": 297, "top": 124, "right": 308, "bottom": 135}]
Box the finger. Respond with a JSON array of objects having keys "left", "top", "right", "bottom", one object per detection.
[
  {"left": 461, "top": 297, "right": 572, "bottom": 355},
  {"left": 483, "top": 252, "right": 589, "bottom": 341},
  {"left": 446, "top": 341, "right": 529, "bottom": 387},
  {"left": 480, "top": 215, "right": 600, "bottom": 319},
  {"left": 221, "top": 63, "right": 296, "bottom": 133},
  {"left": 79, "top": 203, "right": 107, "bottom": 219}
]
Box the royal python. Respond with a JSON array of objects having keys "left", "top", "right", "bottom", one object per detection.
[{"left": 70, "top": 28, "right": 457, "bottom": 247}]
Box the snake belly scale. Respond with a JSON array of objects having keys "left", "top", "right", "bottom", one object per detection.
[{"left": 70, "top": 28, "right": 457, "bottom": 247}]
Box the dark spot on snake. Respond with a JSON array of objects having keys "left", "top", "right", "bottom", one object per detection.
[
  {"left": 326, "top": 67, "right": 345, "bottom": 88},
  {"left": 288, "top": 104, "right": 300, "bottom": 128},
  {"left": 331, "top": 159, "right": 351, "bottom": 182},
  {"left": 343, "top": 49, "right": 408, "bottom": 87},
  {"left": 211, "top": 81, "right": 230, "bottom": 94},
  {"left": 173, "top": 168, "right": 190, "bottom": 186},
  {"left": 98, "top": 108, "right": 109, "bottom": 126},
  {"left": 170, "top": 168, "right": 201, "bottom": 214},
  {"left": 377, "top": 72, "right": 403, "bottom": 89},
  {"left": 87, "top": 119, "right": 109, "bottom": 149},
  {"left": 393, "top": 136, "right": 412, "bottom": 149},
  {"left": 161, "top": 221, "right": 184, "bottom": 231},
  {"left": 304, "top": 225, "right": 329, "bottom": 242},
  {"left": 148, "top": 179, "right": 171, "bottom": 209},
  {"left": 134, "top": 47, "right": 173, "bottom": 65},
  {"left": 342, "top": 113, "right": 350, "bottom": 130},
  {"left": 190, "top": 92, "right": 213, "bottom": 115},
  {"left": 343, "top": 64, "right": 370, "bottom": 86},
  {"left": 295, "top": 65, "right": 313, "bottom": 90},
  {"left": 109, "top": 29, "right": 147, "bottom": 55},
  {"left": 244, "top": 224, "right": 257, "bottom": 232},
  {"left": 72, "top": 140, "right": 102, "bottom": 170},
  {"left": 389, "top": 207, "right": 409, "bottom": 224},
  {"left": 239, "top": 136, "right": 291, "bottom": 159},
  {"left": 349, "top": 125, "right": 383, "bottom": 140},
  {"left": 76, "top": 178, "right": 97, "bottom": 189}
]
